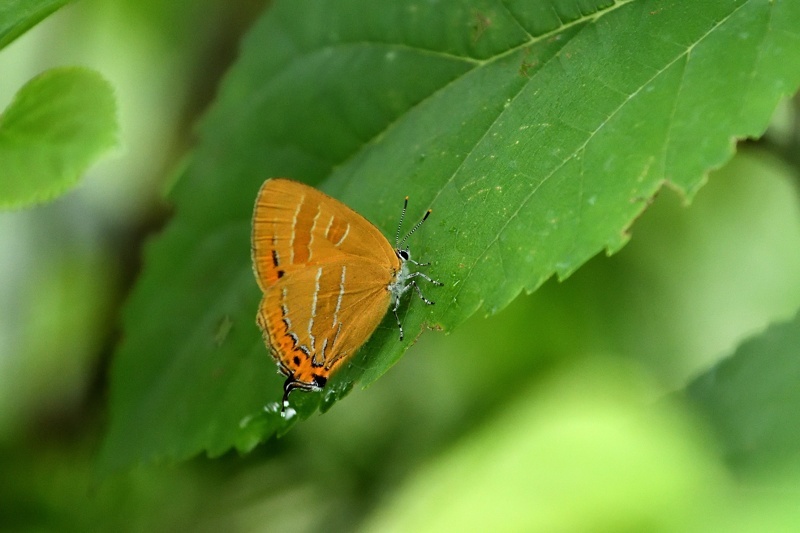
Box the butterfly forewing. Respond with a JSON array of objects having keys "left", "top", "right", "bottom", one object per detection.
[{"left": 252, "top": 179, "right": 397, "bottom": 290}]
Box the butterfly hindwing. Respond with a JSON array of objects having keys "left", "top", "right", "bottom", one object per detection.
[{"left": 256, "top": 258, "right": 392, "bottom": 384}]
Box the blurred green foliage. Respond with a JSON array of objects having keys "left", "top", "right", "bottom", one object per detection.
[
  {"left": 1, "top": 0, "right": 800, "bottom": 532},
  {"left": 0, "top": 0, "right": 69, "bottom": 49},
  {"left": 0, "top": 67, "right": 118, "bottom": 208},
  {"left": 1, "top": 2, "right": 118, "bottom": 209}
]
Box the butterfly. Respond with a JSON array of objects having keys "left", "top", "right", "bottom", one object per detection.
[{"left": 251, "top": 178, "right": 441, "bottom": 414}]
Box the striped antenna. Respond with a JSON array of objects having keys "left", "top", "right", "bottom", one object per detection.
[
  {"left": 395, "top": 196, "right": 409, "bottom": 247},
  {"left": 398, "top": 203, "right": 432, "bottom": 248}
]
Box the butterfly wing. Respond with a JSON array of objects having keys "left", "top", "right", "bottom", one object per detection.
[
  {"left": 256, "top": 259, "right": 393, "bottom": 386},
  {"left": 252, "top": 178, "right": 398, "bottom": 291},
  {"left": 251, "top": 178, "right": 400, "bottom": 387}
]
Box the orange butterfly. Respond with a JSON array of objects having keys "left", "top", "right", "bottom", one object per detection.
[{"left": 251, "top": 179, "right": 441, "bottom": 414}]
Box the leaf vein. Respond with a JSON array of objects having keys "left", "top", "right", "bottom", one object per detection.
[{"left": 442, "top": 0, "right": 751, "bottom": 316}]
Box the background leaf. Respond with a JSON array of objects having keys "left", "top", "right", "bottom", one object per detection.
[
  {"left": 685, "top": 311, "right": 800, "bottom": 475},
  {"left": 0, "top": 67, "right": 118, "bottom": 209},
  {"left": 100, "top": 0, "right": 800, "bottom": 471},
  {"left": 0, "top": 0, "right": 70, "bottom": 50}
]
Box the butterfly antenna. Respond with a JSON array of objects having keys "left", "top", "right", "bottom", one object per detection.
[
  {"left": 399, "top": 208, "right": 432, "bottom": 247},
  {"left": 395, "top": 196, "right": 408, "bottom": 247}
]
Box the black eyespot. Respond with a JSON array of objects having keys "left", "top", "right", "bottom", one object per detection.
[
  {"left": 292, "top": 356, "right": 301, "bottom": 366},
  {"left": 313, "top": 375, "right": 327, "bottom": 388},
  {"left": 277, "top": 269, "right": 285, "bottom": 278}
]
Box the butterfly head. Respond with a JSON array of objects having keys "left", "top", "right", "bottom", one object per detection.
[{"left": 386, "top": 197, "right": 442, "bottom": 342}]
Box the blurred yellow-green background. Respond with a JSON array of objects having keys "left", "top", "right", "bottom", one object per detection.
[{"left": 2, "top": 1, "right": 800, "bottom": 531}]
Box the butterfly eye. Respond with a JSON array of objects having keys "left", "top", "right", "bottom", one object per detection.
[{"left": 397, "top": 249, "right": 410, "bottom": 261}]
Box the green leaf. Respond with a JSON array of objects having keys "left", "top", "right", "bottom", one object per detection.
[
  {"left": 0, "top": 0, "right": 70, "bottom": 50},
  {"left": 685, "top": 311, "right": 800, "bottom": 474},
  {"left": 100, "top": 0, "right": 800, "bottom": 470},
  {"left": 0, "top": 67, "right": 119, "bottom": 208}
]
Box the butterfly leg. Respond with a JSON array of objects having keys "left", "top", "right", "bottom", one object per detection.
[
  {"left": 407, "top": 270, "right": 444, "bottom": 287},
  {"left": 391, "top": 273, "right": 441, "bottom": 341},
  {"left": 393, "top": 297, "right": 405, "bottom": 341},
  {"left": 406, "top": 256, "right": 442, "bottom": 272},
  {"left": 392, "top": 282, "right": 416, "bottom": 341},
  {"left": 411, "top": 280, "right": 436, "bottom": 305},
  {"left": 406, "top": 257, "right": 430, "bottom": 267}
]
